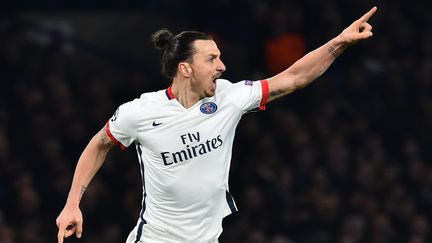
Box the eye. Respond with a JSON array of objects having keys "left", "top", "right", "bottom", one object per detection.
[{"left": 208, "top": 55, "right": 218, "bottom": 62}]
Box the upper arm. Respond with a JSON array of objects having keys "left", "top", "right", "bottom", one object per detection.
[
  {"left": 98, "top": 124, "right": 115, "bottom": 148},
  {"left": 266, "top": 70, "right": 298, "bottom": 103}
]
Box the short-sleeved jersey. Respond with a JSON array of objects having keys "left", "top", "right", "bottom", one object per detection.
[{"left": 107, "top": 79, "right": 269, "bottom": 243}]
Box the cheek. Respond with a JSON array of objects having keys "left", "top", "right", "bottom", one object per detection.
[{"left": 194, "top": 68, "right": 212, "bottom": 80}]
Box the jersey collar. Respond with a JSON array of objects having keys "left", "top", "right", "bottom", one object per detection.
[{"left": 165, "top": 86, "right": 175, "bottom": 100}]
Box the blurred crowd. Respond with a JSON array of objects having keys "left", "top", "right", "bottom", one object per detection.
[{"left": 1, "top": 0, "right": 432, "bottom": 242}]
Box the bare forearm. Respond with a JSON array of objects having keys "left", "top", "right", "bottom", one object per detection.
[
  {"left": 66, "top": 130, "right": 112, "bottom": 205},
  {"left": 289, "top": 36, "right": 346, "bottom": 88},
  {"left": 266, "top": 7, "right": 377, "bottom": 102},
  {"left": 268, "top": 35, "right": 346, "bottom": 101}
]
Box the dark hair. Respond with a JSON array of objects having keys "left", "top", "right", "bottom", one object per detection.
[{"left": 151, "top": 28, "right": 213, "bottom": 80}]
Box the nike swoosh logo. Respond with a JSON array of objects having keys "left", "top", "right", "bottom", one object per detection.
[{"left": 152, "top": 121, "right": 162, "bottom": 127}]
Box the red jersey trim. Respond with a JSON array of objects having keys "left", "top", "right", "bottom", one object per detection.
[
  {"left": 166, "top": 86, "right": 175, "bottom": 100},
  {"left": 259, "top": 79, "right": 269, "bottom": 110},
  {"left": 106, "top": 121, "right": 126, "bottom": 150}
]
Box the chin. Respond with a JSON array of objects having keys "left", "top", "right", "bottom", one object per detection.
[{"left": 205, "top": 89, "right": 216, "bottom": 97}]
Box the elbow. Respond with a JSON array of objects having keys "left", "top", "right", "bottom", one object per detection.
[
  {"left": 90, "top": 132, "right": 113, "bottom": 151},
  {"left": 294, "top": 70, "right": 322, "bottom": 89},
  {"left": 293, "top": 75, "right": 310, "bottom": 90}
]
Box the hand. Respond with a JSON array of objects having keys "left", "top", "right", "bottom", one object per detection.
[
  {"left": 56, "top": 204, "right": 83, "bottom": 243},
  {"left": 339, "top": 6, "right": 377, "bottom": 45}
]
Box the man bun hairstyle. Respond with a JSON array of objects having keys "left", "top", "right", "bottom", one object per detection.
[
  {"left": 152, "top": 28, "right": 174, "bottom": 51},
  {"left": 151, "top": 28, "right": 213, "bottom": 80}
]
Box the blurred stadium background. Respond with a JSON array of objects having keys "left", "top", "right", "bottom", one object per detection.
[{"left": 1, "top": 0, "right": 432, "bottom": 242}]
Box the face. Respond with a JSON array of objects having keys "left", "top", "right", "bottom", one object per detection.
[{"left": 188, "top": 40, "right": 226, "bottom": 97}]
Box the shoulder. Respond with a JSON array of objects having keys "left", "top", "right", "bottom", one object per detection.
[
  {"left": 128, "top": 89, "right": 168, "bottom": 106},
  {"left": 216, "top": 79, "right": 257, "bottom": 88},
  {"left": 139, "top": 89, "right": 167, "bottom": 102},
  {"left": 216, "top": 79, "right": 258, "bottom": 94},
  {"left": 116, "top": 89, "right": 167, "bottom": 113},
  {"left": 215, "top": 78, "right": 239, "bottom": 93},
  {"left": 216, "top": 78, "right": 233, "bottom": 87}
]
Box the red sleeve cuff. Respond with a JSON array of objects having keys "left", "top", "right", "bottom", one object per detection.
[
  {"left": 259, "top": 79, "right": 269, "bottom": 110},
  {"left": 106, "top": 121, "right": 127, "bottom": 150}
]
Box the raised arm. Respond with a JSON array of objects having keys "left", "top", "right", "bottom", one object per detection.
[
  {"left": 56, "top": 124, "right": 114, "bottom": 243},
  {"left": 267, "top": 6, "right": 377, "bottom": 102}
]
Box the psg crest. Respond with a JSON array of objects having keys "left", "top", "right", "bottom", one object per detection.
[{"left": 200, "top": 102, "right": 218, "bottom": 114}]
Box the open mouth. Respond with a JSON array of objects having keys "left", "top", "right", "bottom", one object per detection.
[
  {"left": 213, "top": 73, "right": 221, "bottom": 82},
  {"left": 211, "top": 73, "right": 222, "bottom": 91}
]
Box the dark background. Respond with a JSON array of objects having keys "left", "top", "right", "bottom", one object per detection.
[{"left": 1, "top": 0, "right": 432, "bottom": 242}]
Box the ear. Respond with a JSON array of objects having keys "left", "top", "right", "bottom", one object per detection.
[{"left": 178, "top": 62, "right": 192, "bottom": 78}]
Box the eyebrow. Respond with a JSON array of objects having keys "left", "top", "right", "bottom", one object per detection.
[{"left": 208, "top": 53, "right": 220, "bottom": 59}]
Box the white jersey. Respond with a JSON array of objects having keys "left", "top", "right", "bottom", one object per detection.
[{"left": 107, "top": 79, "right": 269, "bottom": 243}]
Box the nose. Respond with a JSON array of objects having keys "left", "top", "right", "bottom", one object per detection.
[{"left": 217, "top": 59, "right": 226, "bottom": 72}]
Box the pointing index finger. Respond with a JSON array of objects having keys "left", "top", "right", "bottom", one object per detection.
[
  {"left": 359, "top": 6, "right": 377, "bottom": 22},
  {"left": 58, "top": 233, "right": 64, "bottom": 243},
  {"left": 57, "top": 226, "right": 65, "bottom": 243}
]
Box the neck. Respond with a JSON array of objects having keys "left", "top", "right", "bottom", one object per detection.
[{"left": 171, "top": 77, "right": 202, "bottom": 109}]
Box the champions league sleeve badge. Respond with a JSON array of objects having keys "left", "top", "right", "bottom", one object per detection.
[
  {"left": 244, "top": 80, "right": 253, "bottom": 86},
  {"left": 200, "top": 102, "right": 218, "bottom": 114}
]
